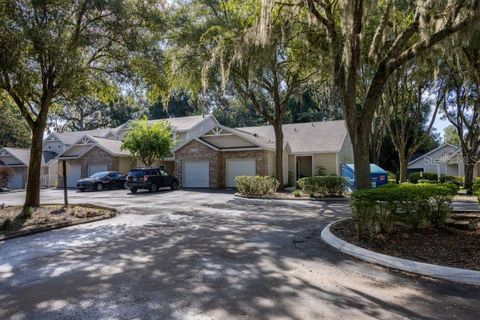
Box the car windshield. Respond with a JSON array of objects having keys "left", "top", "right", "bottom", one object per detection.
[
  {"left": 90, "top": 172, "right": 108, "bottom": 179},
  {"left": 128, "top": 170, "right": 145, "bottom": 177}
]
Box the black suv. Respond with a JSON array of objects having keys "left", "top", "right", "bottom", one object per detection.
[{"left": 126, "top": 168, "right": 179, "bottom": 193}]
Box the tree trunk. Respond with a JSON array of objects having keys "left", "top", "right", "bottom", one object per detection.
[
  {"left": 24, "top": 124, "right": 46, "bottom": 207},
  {"left": 464, "top": 154, "right": 475, "bottom": 195},
  {"left": 398, "top": 154, "right": 409, "bottom": 183},
  {"left": 352, "top": 129, "right": 371, "bottom": 190},
  {"left": 273, "top": 122, "right": 284, "bottom": 189}
]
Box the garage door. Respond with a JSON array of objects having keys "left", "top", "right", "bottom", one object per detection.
[
  {"left": 183, "top": 161, "right": 209, "bottom": 188},
  {"left": 226, "top": 159, "right": 256, "bottom": 187},
  {"left": 9, "top": 173, "right": 23, "bottom": 189},
  {"left": 67, "top": 165, "right": 81, "bottom": 188},
  {"left": 89, "top": 163, "right": 108, "bottom": 176}
]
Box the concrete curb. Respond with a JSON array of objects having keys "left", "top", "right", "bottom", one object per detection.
[
  {"left": 234, "top": 193, "right": 350, "bottom": 202},
  {"left": 0, "top": 203, "right": 117, "bottom": 242},
  {"left": 321, "top": 219, "right": 480, "bottom": 286}
]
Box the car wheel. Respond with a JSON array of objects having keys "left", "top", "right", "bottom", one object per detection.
[
  {"left": 96, "top": 183, "right": 103, "bottom": 191},
  {"left": 149, "top": 183, "right": 157, "bottom": 193},
  {"left": 130, "top": 188, "right": 137, "bottom": 194},
  {"left": 170, "top": 180, "right": 179, "bottom": 190}
]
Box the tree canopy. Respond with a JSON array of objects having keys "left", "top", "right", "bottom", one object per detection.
[{"left": 121, "top": 120, "right": 174, "bottom": 168}]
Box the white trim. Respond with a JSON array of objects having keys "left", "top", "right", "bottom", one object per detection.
[{"left": 408, "top": 143, "right": 460, "bottom": 166}]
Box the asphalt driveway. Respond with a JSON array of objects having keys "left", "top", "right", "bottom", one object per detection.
[{"left": 0, "top": 188, "right": 479, "bottom": 319}]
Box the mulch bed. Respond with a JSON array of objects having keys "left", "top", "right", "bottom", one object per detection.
[
  {"left": 0, "top": 204, "right": 115, "bottom": 237},
  {"left": 331, "top": 219, "right": 480, "bottom": 271}
]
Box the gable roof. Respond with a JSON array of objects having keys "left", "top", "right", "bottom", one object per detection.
[
  {"left": 114, "top": 115, "right": 213, "bottom": 133},
  {"left": 0, "top": 148, "right": 52, "bottom": 166},
  {"left": 57, "top": 135, "right": 130, "bottom": 160},
  {"left": 0, "top": 148, "right": 31, "bottom": 166},
  {"left": 407, "top": 143, "right": 460, "bottom": 166},
  {"left": 49, "top": 128, "right": 114, "bottom": 145},
  {"left": 237, "top": 120, "right": 348, "bottom": 154}
]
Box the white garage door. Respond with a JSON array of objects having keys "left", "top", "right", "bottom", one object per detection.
[
  {"left": 89, "top": 163, "right": 108, "bottom": 176},
  {"left": 226, "top": 159, "right": 256, "bottom": 188},
  {"left": 9, "top": 173, "right": 23, "bottom": 189},
  {"left": 183, "top": 161, "right": 209, "bottom": 188},
  {"left": 67, "top": 165, "right": 81, "bottom": 188}
]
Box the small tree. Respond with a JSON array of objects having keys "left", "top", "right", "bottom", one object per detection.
[
  {"left": 121, "top": 120, "right": 174, "bottom": 168},
  {"left": 0, "top": 166, "right": 14, "bottom": 189}
]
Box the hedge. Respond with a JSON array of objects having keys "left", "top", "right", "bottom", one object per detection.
[
  {"left": 351, "top": 183, "right": 457, "bottom": 239},
  {"left": 297, "top": 176, "right": 348, "bottom": 197},
  {"left": 236, "top": 176, "right": 280, "bottom": 196},
  {"left": 409, "top": 172, "right": 438, "bottom": 184}
]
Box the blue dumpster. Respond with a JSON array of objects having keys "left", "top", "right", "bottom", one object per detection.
[{"left": 342, "top": 164, "right": 388, "bottom": 189}]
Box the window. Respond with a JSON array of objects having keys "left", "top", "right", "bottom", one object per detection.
[
  {"left": 160, "top": 170, "right": 168, "bottom": 177},
  {"left": 57, "top": 144, "right": 61, "bottom": 149}
]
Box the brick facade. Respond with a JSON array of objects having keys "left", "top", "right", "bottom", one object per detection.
[
  {"left": 174, "top": 140, "right": 269, "bottom": 188},
  {"left": 58, "top": 146, "right": 120, "bottom": 187}
]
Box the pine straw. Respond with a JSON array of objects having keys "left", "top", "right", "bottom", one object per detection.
[
  {"left": 0, "top": 205, "right": 114, "bottom": 235},
  {"left": 331, "top": 219, "right": 480, "bottom": 271}
]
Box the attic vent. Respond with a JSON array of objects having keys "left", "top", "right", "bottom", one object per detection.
[
  {"left": 311, "top": 123, "right": 315, "bottom": 127},
  {"left": 294, "top": 128, "right": 298, "bottom": 132},
  {"left": 253, "top": 133, "right": 258, "bottom": 137}
]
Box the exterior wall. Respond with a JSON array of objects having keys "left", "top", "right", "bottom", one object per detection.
[
  {"left": 267, "top": 151, "right": 275, "bottom": 177},
  {"left": 313, "top": 153, "right": 337, "bottom": 175},
  {"left": 183, "top": 116, "right": 218, "bottom": 141},
  {"left": 58, "top": 146, "right": 120, "bottom": 187},
  {"left": 119, "top": 157, "right": 136, "bottom": 174},
  {"left": 338, "top": 135, "right": 354, "bottom": 173},
  {"left": 288, "top": 154, "right": 295, "bottom": 185},
  {"left": 174, "top": 140, "right": 269, "bottom": 188},
  {"left": 408, "top": 144, "right": 459, "bottom": 174}
]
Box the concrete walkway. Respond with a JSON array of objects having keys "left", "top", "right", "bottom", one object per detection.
[{"left": 0, "top": 189, "right": 479, "bottom": 319}]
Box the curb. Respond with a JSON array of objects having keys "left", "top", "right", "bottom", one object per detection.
[
  {"left": 234, "top": 193, "right": 350, "bottom": 202},
  {"left": 0, "top": 204, "right": 117, "bottom": 242},
  {"left": 321, "top": 219, "right": 480, "bottom": 286}
]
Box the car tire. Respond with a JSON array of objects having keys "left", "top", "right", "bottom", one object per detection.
[
  {"left": 149, "top": 183, "right": 157, "bottom": 193},
  {"left": 96, "top": 183, "right": 103, "bottom": 191},
  {"left": 170, "top": 181, "right": 179, "bottom": 190},
  {"left": 130, "top": 188, "right": 137, "bottom": 194}
]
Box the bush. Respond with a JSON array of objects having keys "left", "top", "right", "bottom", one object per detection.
[
  {"left": 439, "top": 175, "right": 463, "bottom": 186},
  {"left": 293, "top": 190, "right": 302, "bottom": 197},
  {"left": 417, "top": 179, "right": 439, "bottom": 184},
  {"left": 297, "top": 176, "right": 348, "bottom": 197},
  {"left": 0, "top": 166, "right": 14, "bottom": 189},
  {"left": 21, "top": 206, "right": 35, "bottom": 219},
  {"left": 236, "top": 176, "right": 279, "bottom": 196},
  {"left": 351, "top": 183, "right": 456, "bottom": 239},
  {"left": 409, "top": 172, "right": 438, "bottom": 184},
  {"left": 1, "top": 217, "right": 12, "bottom": 231}
]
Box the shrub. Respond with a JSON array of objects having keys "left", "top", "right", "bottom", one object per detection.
[
  {"left": 351, "top": 183, "right": 456, "bottom": 239},
  {"left": 297, "top": 176, "right": 348, "bottom": 197},
  {"left": 1, "top": 217, "right": 12, "bottom": 230},
  {"left": 439, "top": 175, "right": 463, "bottom": 186},
  {"left": 236, "top": 176, "right": 279, "bottom": 196},
  {"left": 293, "top": 190, "right": 302, "bottom": 197},
  {"left": 409, "top": 172, "right": 438, "bottom": 183},
  {"left": 0, "top": 166, "right": 14, "bottom": 189},
  {"left": 417, "top": 179, "right": 439, "bottom": 184},
  {"left": 316, "top": 166, "right": 327, "bottom": 176},
  {"left": 21, "top": 206, "right": 35, "bottom": 219}
]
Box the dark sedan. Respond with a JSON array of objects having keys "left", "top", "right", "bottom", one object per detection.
[{"left": 76, "top": 171, "right": 127, "bottom": 191}]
